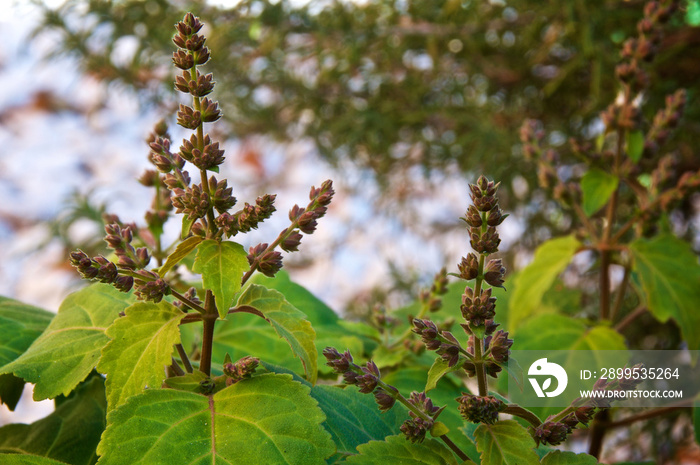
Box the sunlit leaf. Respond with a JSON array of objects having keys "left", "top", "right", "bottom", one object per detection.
[
  {"left": 193, "top": 239, "right": 249, "bottom": 318},
  {"left": 235, "top": 284, "right": 318, "bottom": 383},
  {"left": 97, "top": 301, "right": 185, "bottom": 410},
  {"left": 96, "top": 373, "right": 334, "bottom": 464},
  {"left": 508, "top": 236, "right": 580, "bottom": 329},
  {"left": 157, "top": 235, "right": 203, "bottom": 277},
  {"left": 0, "top": 284, "right": 134, "bottom": 400}
]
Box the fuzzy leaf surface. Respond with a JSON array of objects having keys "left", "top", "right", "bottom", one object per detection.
[
  {"left": 158, "top": 235, "right": 203, "bottom": 277},
  {"left": 508, "top": 235, "right": 580, "bottom": 329},
  {"left": 0, "top": 284, "right": 134, "bottom": 400},
  {"left": 0, "top": 376, "right": 106, "bottom": 465},
  {"left": 630, "top": 234, "right": 700, "bottom": 350},
  {"left": 0, "top": 297, "right": 53, "bottom": 409},
  {"left": 541, "top": 450, "right": 598, "bottom": 464},
  {"left": 96, "top": 373, "right": 334, "bottom": 464},
  {"left": 97, "top": 301, "right": 185, "bottom": 410},
  {"left": 581, "top": 168, "right": 619, "bottom": 216},
  {"left": 473, "top": 420, "right": 540, "bottom": 465},
  {"left": 192, "top": 239, "right": 249, "bottom": 318},
  {"left": 234, "top": 284, "right": 318, "bottom": 383},
  {"left": 341, "top": 435, "right": 458, "bottom": 464}
]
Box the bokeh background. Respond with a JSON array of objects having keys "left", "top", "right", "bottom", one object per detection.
[{"left": 1, "top": 1, "right": 699, "bottom": 460}]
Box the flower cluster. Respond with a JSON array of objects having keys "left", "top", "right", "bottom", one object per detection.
[
  {"left": 400, "top": 392, "right": 441, "bottom": 443},
  {"left": 456, "top": 393, "right": 505, "bottom": 425},
  {"left": 70, "top": 13, "right": 335, "bottom": 299},
  {"left": 246, "top": 180, "right": 335, "bottom": 277},
  {"left": 223, "top": 355, "right": 260, "bottom": 385},
  {"left": 533, "top": 406, "right": 596, "bottom": 446}
]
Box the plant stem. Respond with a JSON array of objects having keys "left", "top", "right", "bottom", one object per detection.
[
  {"left": 379, "top": 380, "right": 472, "bottom": 463},
  {"left": 170, "top": 357, "right": 185, "bottom": 376},
  {"left": 599, "top": 404, "right": 687, "bottom": 429},
  {"left": 614, "top": 305, "right": 647, "bottom": 332},
  {"left": 199, "top": 290, "right": 217, "bottom": 376},
  {"left": 439, "top": 435, "right": 472, "bottom": 462},
  {"left": 504, "top": 404, "right": 542, "bottom": 428},
  {"left": 599, "top": 252, "right": 611, "bottom": 321},
  {"left": 171, "top": 289, "right": 207, "bottom": 314},
  {"left": 610, "top": 265, "right": 631, "bottom": 323},
  {"left": 175, "top": 343, "right": 194, "bottom": 373},
  {"left": 588, "top": 409, "right": 609, "bottom": 458},
  {"left": 473, "top": 253, "right": 488, "bottom": 397}
]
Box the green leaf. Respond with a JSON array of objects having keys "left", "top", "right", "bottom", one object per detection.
[
  {"left": 0, "top": 284, "right": 135, "bottom": 400},
  {"left": 250, "top": 271, "right": 339, "bottom": 326},
  {"left": 192, "top": 239, "right": 249, "bottom": 318},
  {"left": 0, "top": 455, "right": 71, "bottom": 465},
  {"left": 97, "top": 301, "right": 185, "bottom": 410},
  {"left": 473, "top": 420, "right": 540, "bottom": 465},
  {"left": 516, "top": 314, "right": 626, "bottom": 352},
  {"left": 626, "top": 130, "right": 645, "bottom": 163},
  {"left": 508, "top": 236, "right": 580, "bottom": 329},
  {"left": 372, "top": 345, "right": 406, "bottom": 369},
  {"left": 247, "top": 273, "right": 368, "bottom": 376},
  {"left": 630, "top": 234, "right": 700, "bottom": 350},
  {"left": 0, "top": 296, "right": 53, "bottom": 409},
  {"left": 541, "top": 450, "right": 598, "bottom": 465},
  {"left": 383, "top": 367, "right": 479, "bottom": 462},
  {"left": 97, "top": 373, "right": 334, "bottom": 464},
  {"left": 425, "top": 357, "right": 462, "bottom": 392},
  {"left": 514, "top": 314, "right": 627, "bottom": 419},
  {"left": 581, "top": 168, "right": 619, "bottom": 216},
  {"left": 260, "top": 362, "right": 408, "bottom": 464},
  {"left": 235, "top": 284, "right": 318, "bottom": 384},
  {"left": 312, "top": 385, "right": 407, "bottom": 463},
  {"left": 0, "top": 376, "right": 106, "bottom": 465},
  {"left": 0, "top": 373, "right": 25, "bottom": 411},
  {"left": 0, "top": 296, "right": 54, "bottom": 367},
  {"left": 181, "top": 215, "right": 195, "bottom": 239},
  {"left": 163, "top": 371, "right": 208, "bottom": 393},
  {"left": 157, "top": 235, "right": 203, "bottom": 277},
  {"left": 341, "top": 435, "right": 458, "bottom": 465}
]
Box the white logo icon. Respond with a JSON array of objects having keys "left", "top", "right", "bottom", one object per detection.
[{"left": 528, "top": 358, "right": 568, "bottom": 398}]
